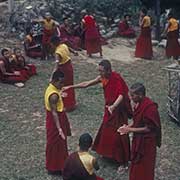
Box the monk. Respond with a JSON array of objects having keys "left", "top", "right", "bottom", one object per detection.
[
  {"left": 118, "top": 83, "right": 161, "bottom": 180},
  {"left": 44, "top": 70, "right": 71, "bottom": 175},
  {"left": 163, "top": 12, "right": 180, "bottom": 62},
  {"left": 63, "top": 59, "right": 132, "bottom": 169},
  {"left": 33, "top": 12, "right": 56, "bottom": 60},
  {"left": 58, "top": 18, "right": 81, "bottom": 50},
  {"left": 12, "top": 48, "right": 37, "bottom": 77},
  {"left": 135, "top": 8, "right": 153, "bottom": 59},
  {"left": 82, "top": 11, "right": 102, "bottom": 57},
  {"left": 0, "top": 48, "right": 27, "bottom": 87},
  {"left": 24, "top": 28, "right": 43, "bottom": 59},
  {"left": 118, "top": 14, "right": 136, "bottom": 38},
  {"left": 51, "top": 36, "right": 77, "bottom": 112},
  {"left": 63, "top": 133, "right": 104, "bottom": 180}
]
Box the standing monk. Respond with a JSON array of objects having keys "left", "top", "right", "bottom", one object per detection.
[
  {"left": 33, "top": 12, "right": 56, "bottom": 60},
  {"left": 63, "top": 60, "right": 132, "bottom": 169},
  {"left": 118, "top": 83, "right": 161, "bottom": 180},
  {"left": 51, "top": 36, "right": 77, "bottom": 112},
  {"left": 135, "top": 8, "right": 153, "bottom": 59},
  {"left": 163, "top": 12, "right": 180, "bottom": 62},
  {"left": 44, "top": 70, "right": 71, "bottom": 175},
  {"left": 82, "top": 10, "right": 102, "bottom": 57}
]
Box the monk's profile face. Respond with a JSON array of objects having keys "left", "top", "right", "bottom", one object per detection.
[
  {"left": 3, "top": 50, "right": 10, "bottom": 59},
  {"left": 129, "top": 90, "right": 143, "bottom": 103},
  {"left": 98, "top": 65, "right": 111, "bottom": 78}
]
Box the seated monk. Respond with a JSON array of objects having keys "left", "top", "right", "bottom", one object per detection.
[
  {"left": 63, "top": 133, "right": 104, "bottom": 180},
  {"left": 24, "top": 28, "right": 43, "bottom": 59},
  {"left": 58, "top": 18, "right": 81, "bottom": 50},
  {"left": 0, "top": 48, "right": 27, "bottom": 87},
  {"left": 118, "top": 14, "right": 136, "bottom": 38},
  {"left": 12, "top": 48, "right": 37, "bottom": 77}
]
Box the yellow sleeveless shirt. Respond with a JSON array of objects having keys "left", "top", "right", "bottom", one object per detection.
[
  {"left": 55, "top": 44, "right": 71, "bottom": 65},
  {"left": 142, "top": 16, "right": 151, "bottom": 27},
  {"left": 44, "top": 83, "right": 64, "bottom": 112},
  {"left": 78, "top": 152, "right": 95, "bottom": 175},
  {"left": 168, "top": 18, "right": 179, "bottom": 32},
  {"left": 43, "top": 19, "right": 55, "bottom": 30}
]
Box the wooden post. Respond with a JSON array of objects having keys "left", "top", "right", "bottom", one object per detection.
[
  {"left": 8, "top": 0, "right": 14, "bottom": 13},
  {"left": 155, "top": 0, "right": 161, "bottom": 41}
]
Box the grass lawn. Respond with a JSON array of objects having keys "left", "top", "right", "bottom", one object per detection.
[{"left": 0, "top": 47, "right": 180, "bottom": 180}]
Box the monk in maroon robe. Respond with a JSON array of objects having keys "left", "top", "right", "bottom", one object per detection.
[
  {"left": 118, "top": 14, "right": 136, "bottom": 38},
  {"left": 58, "top": 18, "right": 81, "bottom": 50},
  {"left": 82, "top": 12, "right": 102, "bottom": 57},
  {"left": 0, "top": 48, "right": 27, "bottom": 86},
  {"left": 118, "top": 83, "right": 161, "bottom": 180},
  {"left": 63, "top": 133, "right": 104, "bottom": 180},
  {"left": 63, "top": 60, "right": 132, "bottom": 168},
  {"left": 44, "top": 71, "right": 71, "bottom": 175},
  {"left": 12, "top": 48, "right": 37, "bottom": 77}
]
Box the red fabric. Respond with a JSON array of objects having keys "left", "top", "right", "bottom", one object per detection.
[
  {"left": 0, "top": 57, "right": 27, "bottom": 83},
  {"left": 59, "top": 25, "right": 81, "bottom": 50},
  {"left": 46, "top": 110, "right": 71, "bottom": 171},
  {"left": 92, "top": 72, "right": 132, "bottom": 164},
  {"left": 129, "top": 97, "right": 161, "bottom": 180},
  {"left": 63, "top": 152, "right": 104, "bottom": 180},
  {"left": 26, "top": 64, "right": 37, "bottom": 76},
  {"left": 42, "top": 29, "right": 54, "bottom": 45},
  {"left": 166, "top": 30, "right": 180, "bottom": 58},
  {"left": 83, "top": 15, "right": 102, "bottom": 55},
  {"left": 58, "top": 60, "right": 76, "bottom": 112},
  {"left": 135, "top": 27, "right": 153, "bottom": 59},
  {"left": 118, "top": 21, "right": 136, "bottom": 38}
]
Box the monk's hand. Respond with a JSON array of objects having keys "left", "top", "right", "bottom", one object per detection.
[
  {"left": 106, "top": 104, "right": 116, "bottom": 114},
  {"left": 61, "top": 92, "right": 68, "bottom": 98},
  {"left": 58, "top": 128, "right": 65, "bottom": 140},
  {"left": 117, "top": 124, "right": 128, "bottom": 135},
  {"left": 14, "top": 71, "right": 20, "bottom": 76}
]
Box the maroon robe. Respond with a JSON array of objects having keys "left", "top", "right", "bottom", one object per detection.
[
  {"left": 135, "top": 27, "right": 153, "bottom": 59},
  {"left": 63, "top": 152, "right": 104, "bottom": 180},
  {"left": 92, "top": 72, "right": 132, "bottom": 164},
  {"left": 46, "top": 110, "right": 71, "bottom": 171},
  {"left": 57, "top": 60, "right": 76, "bottom": 112},
  {"left": 166, "top": 30, "right": 180, "bottom": 59},
  {"left": 129, "top": 97, "right": 161, "bottom": 180},
  {"left": 0, "top": 57, "right": 27, "bottom": 83},
  {"left": 59, "top": 24, "right": 81, "bottom": 50},
  {"left": 118, "top": 20, "right": 136, "bottom": 38},
  {"left": 83, "top": 15, "right": 102, "bottom": 55}
]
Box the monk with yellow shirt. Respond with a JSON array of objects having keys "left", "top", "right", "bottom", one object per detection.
[
  {"left": 135, "top": 8, "right": 153, "bottom": 59},
  {"left": 63, "top": 133, "right": 104, "bottom": 180},
  {"left": 44, "top": 70, "right": 71, "bottom": 175},
  {"left": 51, "top": 36, "right": 77, "bottom": 112},
  {"left": 33, "top": 12, "right": 57, "bottom": 59},
  {"left": 163, "top": 12, "right": 180, "bottom": 61}
]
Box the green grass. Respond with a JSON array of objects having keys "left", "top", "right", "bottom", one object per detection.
[{"left": 0, "top": 47, "right": 180, "bottom": 180}]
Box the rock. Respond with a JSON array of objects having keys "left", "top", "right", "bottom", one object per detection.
[{"left": 158, "top": 39, "right": 167, "bottom": 48}]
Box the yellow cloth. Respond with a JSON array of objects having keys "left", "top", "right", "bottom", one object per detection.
[
  {"left": 44, "top": 83, "right": 64, "bottom": 112},
  {"left": 142, "top": 16, "right": 151, "bottom": 27},
  {"left": 78, "top": 152, "right": 95, "bottom": 175},
  {"left": 55, "top": 44, "right": 71, "bottom": 65},
  {"left": 168, "top": 18, "right": 179, "bottom": 32},
  {"left": 43, "top": 19, "right": 55, "bottom": 30}
]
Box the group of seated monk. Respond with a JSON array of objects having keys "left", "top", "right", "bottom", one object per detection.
[
  {"left": 0, "top": 48, "right": 36, "bottom": 87},
  {"left": 118, "top": 14, "right": 136, "bottom": 38}
]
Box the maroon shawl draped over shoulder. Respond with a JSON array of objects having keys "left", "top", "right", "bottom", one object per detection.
[
  {"left": 63, "top": 152, "right": 104, "bottom": 180},
  {"left": 130, "top": 97, "right": 161, "bottom": 180},
  {"left": 92, "top": 72, "right": 132, "bottom": 164}
]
